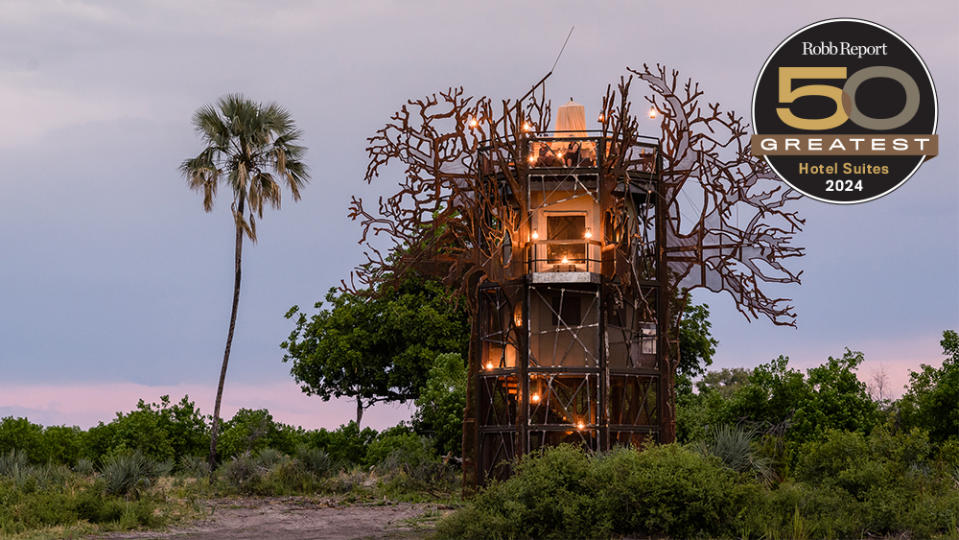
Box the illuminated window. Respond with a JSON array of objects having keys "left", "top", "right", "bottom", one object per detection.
[{"left": 547, "top": 214, "right": 586, "bottom": 264}]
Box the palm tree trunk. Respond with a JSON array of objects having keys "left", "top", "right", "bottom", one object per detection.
[
  {"left": 356, "top": 396, "right": 364, "bottom": 427},
  {"left": 208, "top": 197, "right": 245, "bottom": 481}
]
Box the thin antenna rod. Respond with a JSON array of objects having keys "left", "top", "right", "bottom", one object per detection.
[
  {"left": 551, "top": 26, "right": 575, "bottom": 73},
  {"left": 517, "top": 26, "right": 575, "bottom": 104}
]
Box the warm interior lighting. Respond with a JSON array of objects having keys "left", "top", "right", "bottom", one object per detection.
[
  {"left": 530, "top": 393, "right": 541, "bottom": 403},
  {"left": 561, "top": 255, "right": 569, "bottom": 264},
  {"left": 597, "top": 113, "right": 604, "bottom": 122},
  {"left": 576, "top": 421, "right": 586, "bottom": 430},
  {"left": 531, "top": 230, "right": 539, "bottom": 240},
  {"left": 556, "top": 152, "right": 564, "bottom": 159},
  {"left": 648, "top": 107, "right": 657, "bottom": 119},
  {"left": 485, "top": 361, "right": 494, "bottom": 370},
  {"left": 528, "top": 155, "right": 536, "bottom": 164},
  {"left": 584, "top": 229, "right": 592, "bottom": 239}
]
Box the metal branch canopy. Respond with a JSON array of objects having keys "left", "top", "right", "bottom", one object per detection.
[{"left": 349, "top": 64, "right": 804, "bottom": 486}]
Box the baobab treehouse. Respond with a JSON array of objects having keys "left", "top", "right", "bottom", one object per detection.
[{"left": 348, "top": 65, "right": 804, "bottom": 486}]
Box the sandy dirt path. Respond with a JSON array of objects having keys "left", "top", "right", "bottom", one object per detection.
[{"left": 96, "top": 497, "right": 450, "bottom": 540}]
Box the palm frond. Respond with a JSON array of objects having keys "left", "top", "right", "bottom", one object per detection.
[{"left": 182, "top": 93, "right": 310, "bottom": 240}]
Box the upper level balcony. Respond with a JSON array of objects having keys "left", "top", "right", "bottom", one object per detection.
[{"left": 477, "top": 131, "right": 661, "bottom": 180}]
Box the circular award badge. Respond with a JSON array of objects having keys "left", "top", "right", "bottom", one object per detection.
[{"left": 752, "top": 18, "right": 938, "bottom": 204}]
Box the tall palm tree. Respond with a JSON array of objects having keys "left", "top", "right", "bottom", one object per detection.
[{"left": 180, "top": 94, "right": 309, "bottom": 476}]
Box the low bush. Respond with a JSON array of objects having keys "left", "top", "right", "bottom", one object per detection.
[
  {"left": 365, "top": 427, "right": 420, "bottom": 467},
  {"left": 594, "top": 445, "right": 759, "bottom": 538},
  {"left": 254, "top": 447, "right": 285, "bottom": 470},
  {"left": 0, "top": 473, "right": 162, "bottom": 536},
  {"left": 302, "top": 421, "right": 378, "bottom": 466},
  {"left": 437, "top": 439, "right": 959, "bottom": 540},
  {"left": 100, "top": 451, "right": 157, "bottom": 497},
  {"left": 375, "top": 434, "right": 456, "bottom": 496},
  {"left": 218, "top": 451, "right": 259, "bottom": 493},
  {"left": 217, "top": 450, "right": 330, "bottom": 495},
  {"left": 296, "top": 445, "right": 335, "bottom": 478},
  {"left": 178, "top": 454, "right": 209, "bottom": 477},
  {"left": 438, "top": 444, "right": 754, "bottom": 539},
  {"left": 74, "top": 457, "right": 95, "bottom": 475},
  {"left": 693, "top": 424, "right": 774, "bottom": 482},
  {"left": 0, "top": 449, "right": 28, "bottom": 477}
]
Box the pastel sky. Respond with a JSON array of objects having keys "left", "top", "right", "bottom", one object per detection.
[{"left": 0, "top": 1, "right": 956, "bottom": 431}]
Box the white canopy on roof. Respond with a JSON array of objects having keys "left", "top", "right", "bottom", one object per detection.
[{"left": 554, "top": 98, "right": 586, "bottom": 137}]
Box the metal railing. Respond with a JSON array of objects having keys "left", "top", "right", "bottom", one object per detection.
[
  {"left": 526, "top": 239, "right": 603, "bottom": 274},
  {"left": 477, "top": 131, "right": 660, "bottom": 175}
]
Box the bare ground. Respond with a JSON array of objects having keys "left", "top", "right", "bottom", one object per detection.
[{"left": 94, "top": 497, "right": 452, "bottom": 540}]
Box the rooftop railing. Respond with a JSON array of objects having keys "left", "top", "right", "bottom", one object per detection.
[{"left": 477, "top": 131, "right": 660, "bottom": 176}]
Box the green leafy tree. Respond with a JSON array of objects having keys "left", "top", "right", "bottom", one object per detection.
[
  {"left": 898, "top": 330, "right": 959, "bottom": 442},
  {"left": 79, "top": 396, "right": 209, "bottom": 467},
  {"left": 413, "top": 353, "right": 467, "bottom": 456},
  {"left": 282, "top": 277, "right": 469, "bottom": 426},
  {"left": 723, "top": 355, "right": 811, "bottom": 434},
  {"left": 218, "top": 408, "right": 301, "bottom": 458},
  {"left": 675, "top": 301, "right": 720, "bottom": 397},
  {"left": 180, "top": 94, "right": 309, "bottom": 473},
  {"left": 679, "top": 351, "right": 880, "bottom": 446},
  {"left": 40, "top": 425, "right": 84, "bottom": 465},
  {"left": 301, "top": 422, "right": 379, "bottom": 466},
  {"left": 697, "top": 368, "right": 751, "bottom": 397},
  {"left": 678, "top": 302, "right": 719, "bottom": 379},
  {"left": 723, "top": 350, "right": 879, "bottom": 442},
  {"left": 88, "top": 402, "right": 177, "bottom": 463},
  {"left": 794, "top": 350, "right": 880, "bottom": 439},
  {"left": 0, "top": 417, "right": 44, "bottom": 462},
  {"left": 153, "top": 395, "right": 210, "bottom": 462}
]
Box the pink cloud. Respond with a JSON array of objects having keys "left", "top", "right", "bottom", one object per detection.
[
  {"left": 2, "top": 332, "right": 950, "bottom": 429},
  {"left": 0, "top": 380, "right": 414, "bottom": 430}
]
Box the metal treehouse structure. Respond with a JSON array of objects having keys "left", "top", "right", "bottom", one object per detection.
[{"left": 348, "top": 65, "right": 804, "bottom": 487}]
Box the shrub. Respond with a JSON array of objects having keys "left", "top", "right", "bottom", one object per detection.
[
  {"left": 706, "top": 351, "right": 880, "bottom": 449},
  {"left": 216, "top": 449, "right": 331, "bottom": 495},
  {"left": 296, "top": 446, "right": 335, "bottom": 478},
  {"left": 0, "top": 418, "right": 44, "bottom": 463},
  {"left": 0, "top": 451, "right": 72, "bottom": 493},
  {"left": 791, "top": 428, "right": 959, "bottom": 537},
  {"left": 365, "top": 427, "right": 418, "bottom": 467},
  {"left": 897, "top": 330, "right": 959, "bottom": 443},
  {"left": 748, "top": 480, "right": 863, "bottom": 539},
  {"left": 80, "top": 395, "right": 210, "bottom": 466},
  {"left": 98, "top": 407, "right": 176, "bottom": 463},
  {"left": 178, "top": 454, "right": 209, "bottom": 477},
  {"left": 438, "top": 444, "right": 754, "bottom": 539},
  {"left": 218, "top": 409, "right": 302, "bottom": 459},
  {"left": 694, "top": 424, "right": 773, "bottom": 482},
  {"left": 40, "top": 425, "right": 84, "bottom": 465},
  {"left": 413, "top": 352, "right": 467, "bottom": 456},
  {"left": 74, "top": 490, "right": 125, "bottom": 523},
  {"left": 0, "top": 473, "right": 161, "bottom": 536},
  {"left": 0, "top": 449, "right": 28, "bottom": 477},
  {"left": 100, "top": 451, "right": 156, "bottom": 497},
  {"left": 301, "top": 421, "right": 378, "bottom": 466},
  {"left": 254, "top": 448, "right": 285, "bottom": 469},
  {"left": 259, "top": 457, "right": 321, "bottom": 495},
  {"left": 74, "top": 457, "right": 95, "bottom": 476},
  {"left": 375, "top": 434, "right": 454, "bottom": 494},
  {"left": 440, "top": 440, "right": 959, "bottom": 539},
  {"left": 218, "top": 451, "right": 260, "bottom": 494},
  {"left": 592, "top": 445, "right": 756, "bottom": 538}
]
